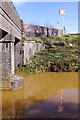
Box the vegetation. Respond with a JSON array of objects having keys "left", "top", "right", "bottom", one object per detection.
[
  {"left": 25, "top": 36, "right": 43, "bottom": 43},
  {"left": 21, "top": 35, "right": 79, "bottom": 72}
]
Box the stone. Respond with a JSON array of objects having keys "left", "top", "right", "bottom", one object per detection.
[
  {"left": 24, "top": 24, "right": 65, "bottom": 38},
  {"left": 11, "top": 75, "right": 23, "bottom": 89}
]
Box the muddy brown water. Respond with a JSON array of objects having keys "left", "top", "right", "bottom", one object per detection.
[{"left": 2, "top": 72, "right": 79, "bottom": 118}]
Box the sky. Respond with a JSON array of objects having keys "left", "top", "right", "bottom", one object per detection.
[{"left": 13, "top": 2, "right": 78, "bottom": 34}]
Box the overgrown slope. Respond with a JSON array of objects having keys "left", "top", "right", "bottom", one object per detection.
[{"left": 22, "top": 35, "right": 79, "bottom": 72}]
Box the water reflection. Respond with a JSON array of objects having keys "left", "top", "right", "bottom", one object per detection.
[
  {"left": 2, "top": 72, "right": 78, "bottom": 118},
  {"left": 24, "top": 89, "right": 78, "bottom": 118},
  {"left": 57, "top": 89, "right": 63, "bottom": 112}
]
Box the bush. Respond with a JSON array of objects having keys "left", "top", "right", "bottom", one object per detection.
[{"left": 63, "top": 34, "right": 70, "bottom": 37}]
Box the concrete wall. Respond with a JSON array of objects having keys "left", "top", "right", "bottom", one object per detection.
[
  {"left": 23, "top": 41, "right": 45, "bottom": 65},
  {"left": 0, "top": 2, "right": 22, "bottom": 40},
  {"left": 35, "top": 42, "right": 45, "bottom": 53},
  {"left": 0, "top": 33, "right": 15, "bottom": 88},
  {"left": 0, "top": 42, "right": 2, "bottom": 85},
  {"left": 24, "top": 24, "right": 65, "bottom": 38},
  {"left": 0, "top": 1, "right": 24, "bottom": 89},
  {"left": 0, "top": 31, "right": 23, "bottom": 89},
  {"left": 14, "top": 40, "right": 22, "bottom": 68}
]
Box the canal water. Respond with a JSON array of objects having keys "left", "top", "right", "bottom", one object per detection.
[{"left": 2, "top": 72, "right": 78, "bottom": 118}]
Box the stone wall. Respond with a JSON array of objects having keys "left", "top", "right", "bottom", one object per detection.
[
  {"left": 23, "top": 41, "right": 45, "bottom": 65},
  {"left": 0, "top": 1, "right": 24, "bottom": 89},
  {"left": 24, "top": 24, "right": 65, "bottom": 38},
  {"left": 0, "top": 33, "right": 15, "bottom": 88},
  {"left": 14, "top": 39, "right": 24, "bottom": 68},
  {"left": 2, "top": 42, "right": 12, "bottom": 81},
  {"left": 0, "top": 2, "right": 21, "bottom": 30},
  {"left": 0, "top": 42, "right": 2, "bottom": 84},
  {"left": 0, "top": 1, "right": 23, "bottom": 40},
  {"left": 0, "top": 32, "right": 23, "bottom": 89},
  {"left": 35, "top": 42, "right": 45, "bottom": 54}
]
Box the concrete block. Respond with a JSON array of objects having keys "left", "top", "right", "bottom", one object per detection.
[{"left": 11, "top": 75, "right": 23, "bottom": 89}]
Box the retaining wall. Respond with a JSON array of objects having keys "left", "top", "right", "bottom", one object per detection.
[
  {"left": 23, "top": 41, "right": 45, "bottom": 65},
  {"left": 24, "top": 24, "right": 65, "bottom": 38}
]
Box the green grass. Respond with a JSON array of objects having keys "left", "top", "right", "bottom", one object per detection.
[{"left": 21, "top": 35, "right": 79, "bottom": 72}]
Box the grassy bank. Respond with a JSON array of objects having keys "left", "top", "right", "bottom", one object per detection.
[{"left": 21, "top": 34, "right": 79, "bottom": 72}]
